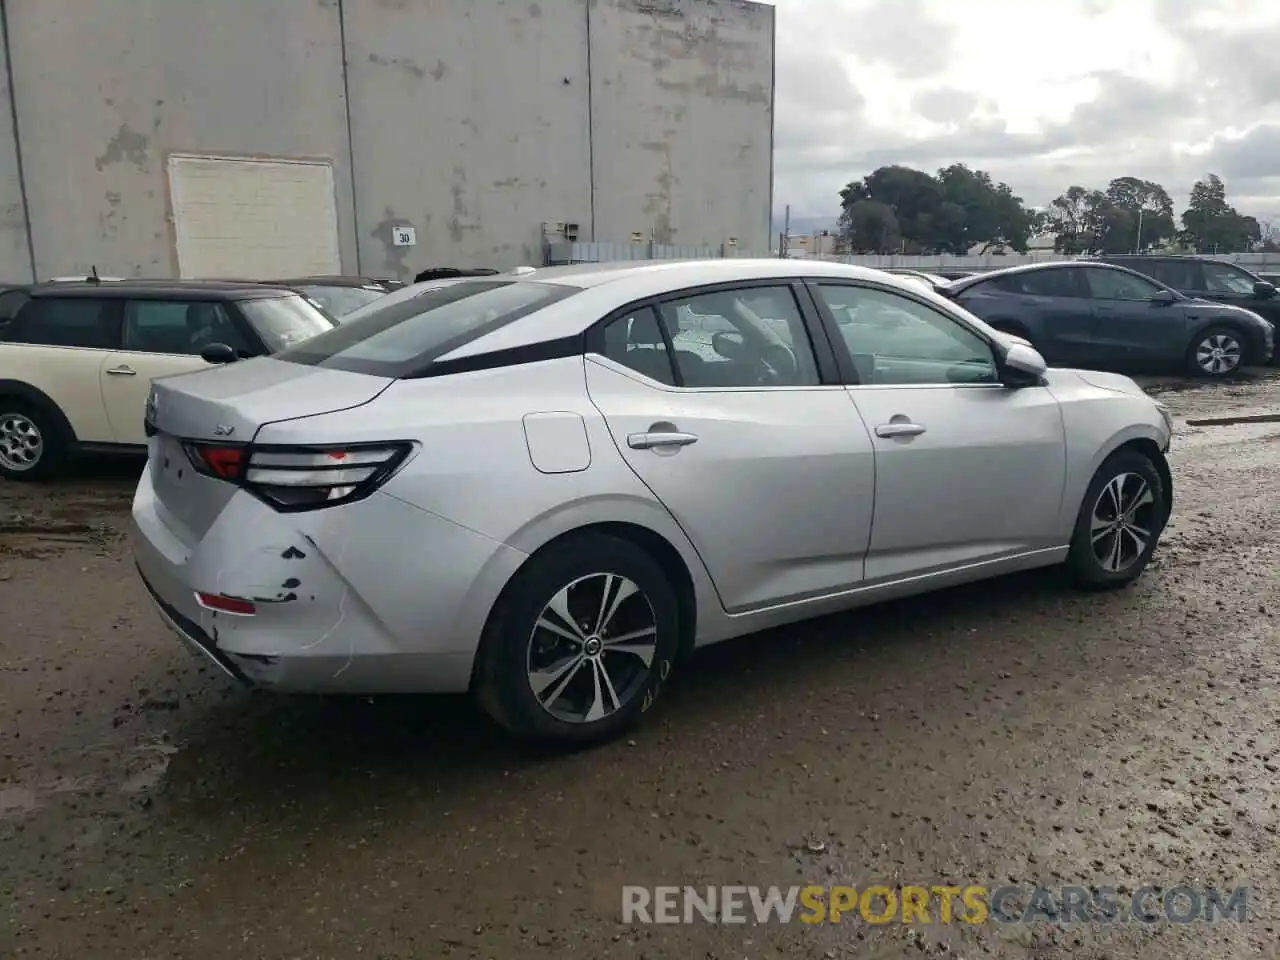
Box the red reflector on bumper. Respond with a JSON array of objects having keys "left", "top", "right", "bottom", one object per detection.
[{"left": 195, "top": 592, "right": 257, "bottom": 616}]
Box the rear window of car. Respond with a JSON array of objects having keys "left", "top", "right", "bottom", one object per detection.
[{"left": 275, "top": 280, "right": 578, "bottom": 377}]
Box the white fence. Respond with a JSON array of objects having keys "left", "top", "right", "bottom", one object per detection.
[{"left": 545, "top": 241, "right": 1280, "bottom": 272}]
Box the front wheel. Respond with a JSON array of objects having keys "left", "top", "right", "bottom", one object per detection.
[
  {"left": 476, "top": 533, "right": 682, "bottom": 745},
  {"left": 1066, "top": 450, "right": 1168, "bottom": 590},
  {"left": 1187, "top": 326, "right": 1244, "bottom": 377}
]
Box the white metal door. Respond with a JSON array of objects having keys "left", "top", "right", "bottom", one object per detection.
[{"left": 168, "top": 155, "right": 341, "bottom": 279}]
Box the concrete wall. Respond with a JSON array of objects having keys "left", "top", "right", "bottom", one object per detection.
[
  {"left": 3, "top": 0, "right": 358, "bottom": 281},
  {"left": 589, "top": 0, "right": 774, "bottom": 249},
  {"left": 0, "top": 6, "right": 30, "bottom": 281},
  {"left": 0, "top": 0, "right": 774, "bottom": 281}
]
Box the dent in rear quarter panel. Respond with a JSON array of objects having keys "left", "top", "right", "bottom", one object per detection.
[
  {"left": 1047, "top": 374, "right": 1171, "bottom": 537},
  {"left": 252, "top": 357, "right": 727, "bottom": 647}
]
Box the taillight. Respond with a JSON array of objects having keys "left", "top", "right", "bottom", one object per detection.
[
  {"left": 182, "top": 441, "right": 412, "bottom": 511},
  {"left": 183, "top": 442, "right": 247, "bottom": 480}
]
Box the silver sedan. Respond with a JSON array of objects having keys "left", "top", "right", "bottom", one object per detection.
[{"left": 132, "top": 259, "right": 1174, "bottom": 745}]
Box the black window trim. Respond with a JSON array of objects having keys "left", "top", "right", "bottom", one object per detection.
[
  {"left": 803, "top": 278, "right": 1004, "bottom": 387},
  {"left": 584, "top": 277, "right": 843, "bottom": 390}
]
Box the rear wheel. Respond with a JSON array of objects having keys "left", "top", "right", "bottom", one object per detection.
[
  {"left": 1187, "top": 326, "right": 1244, "bottom": 377},
  {"left": 476, "top": 533, "right": 681, "bottom": 745},
  {"left": 1066, "top": 450, "right": 1167, "bottom": 590},
  {"left": 0, "top": 402, "right": 63, "bottom": 481}
]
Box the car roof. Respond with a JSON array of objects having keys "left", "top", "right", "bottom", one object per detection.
[
  {"left": 947, "top": 259, "right": 1149, "bottom": 293},
  {"left": 491, "top": 258, "right": 912, "bottom": 291},
  {"left": 26, "top": 279, "right": 299, "bottom": 300},
  {"left": 435, "top": 258, "right": 955, "bottom": 362}
]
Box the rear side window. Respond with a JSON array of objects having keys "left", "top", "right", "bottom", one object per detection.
[
  {"left": 277, "top": 280, "right": 578, "bottom": 376},
  {"left": 980, "top": 269, "right": 1082, "bottom": 298},
  {"left": 9, "top": 298, "right": 116, "bottom": 348},
  {"left": 0, "top": 289, "right": 30, "bottom": 325}
]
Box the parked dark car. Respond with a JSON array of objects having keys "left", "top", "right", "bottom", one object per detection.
[
  {"left": 945, "top": 261, "right": 1274, "bottom": 377},
  {"left": 412, "top": 266, "right": 501, "bottom": 283},
  {"left": 265, "top": 275, "right": 403, "bottom": 319},
  {"left": 936, "top": 269, "right": 979, "bottom": 281},
  {"left": 1093, "top": 255, "right": 1280, "bottom": 360},
  {"left": 1257, "top": 272, "right": 1280, "bottom": 286}
]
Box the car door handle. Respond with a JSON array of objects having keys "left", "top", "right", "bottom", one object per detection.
[
  {"left": 875, "top": 421, "right": 926, "bottom": 438},
  {"left": 105, "top": 365, "right": 137, "bottom": 376},
  {"left": 628, "top": 430, "right": 699, "bottom": 450}
]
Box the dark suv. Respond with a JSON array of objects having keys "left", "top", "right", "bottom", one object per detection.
[{"left": 1095, "top": 255, "right": 1280, "bottom": 360}]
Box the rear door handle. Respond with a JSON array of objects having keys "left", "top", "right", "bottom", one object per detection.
[
  {"left": 875, "top": 421, "right": 926, "bottom": 438},
  {"left": 628, "top": 430, "right": 699, "bottom": 450},
  {"left": 105, "top": 365, "right": 137, "bottom": 376}
]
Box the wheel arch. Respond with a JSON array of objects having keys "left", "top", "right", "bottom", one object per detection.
[
  {"left": 0, "top": 379, "right": 76, "bottom": 443},
  {"left": 1187, "top": 317, "right": 1263, "bottom": 365},
  {"left": 469, "top": 517, "right": 706, "bottom": 692},
  {"left": 1095, "top": 433, "right": 1173, "bottom": 525}
]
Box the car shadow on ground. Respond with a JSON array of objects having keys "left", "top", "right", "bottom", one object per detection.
[{"left": 159, "top": 564, "right": 1078, "bottom": 814}]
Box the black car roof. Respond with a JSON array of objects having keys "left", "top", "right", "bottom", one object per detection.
[
  {"left": 27, "top": 279, "right": 299, "bottom": 300},
  {"left": 947, "top": 259, "right": 1157, "bottom": 293}
]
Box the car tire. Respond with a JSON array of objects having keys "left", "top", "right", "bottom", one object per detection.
[
  {"left": 0, "top": 401, "right": 64, "bottom": 481},
  {"left": 1066, "top": 450, "right": 1168, "bottom": 590},
  {"left": 1186, "top": 325, "right": 1245, "bottom": 378},
  {"left": 476, "top": 532, "right": 681, "bottom": 746}
]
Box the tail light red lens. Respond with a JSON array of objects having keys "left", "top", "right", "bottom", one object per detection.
[
  {"left": 183, "top": 443, "right": 247, "bottom": 480},
  {"left": 181, "top": 440, "right": 413, "bottom": 512}
]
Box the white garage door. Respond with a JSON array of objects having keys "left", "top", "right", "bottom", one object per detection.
[{"left": 168, "top": 155, "right": 341, "bottom": 279}]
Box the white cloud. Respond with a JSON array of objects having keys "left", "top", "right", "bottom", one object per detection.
[{"left": 758, "top": 0, "right": 1280, "bottom": 227}]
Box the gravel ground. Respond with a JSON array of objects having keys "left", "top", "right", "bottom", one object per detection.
[{"left": 2, "top": 369, "right": 1280, "bottom": 959}]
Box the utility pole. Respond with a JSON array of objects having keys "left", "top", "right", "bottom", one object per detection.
[
  {"left": 1135, "top": 206, "right": 1144, "bottom": 253},
  {"left": 780, "top": 204, "right": 791, "bottom": 259}
]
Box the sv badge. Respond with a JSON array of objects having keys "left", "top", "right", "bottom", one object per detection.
[{"left": 212, "top": 424, "right": 235, "bottom": 437}]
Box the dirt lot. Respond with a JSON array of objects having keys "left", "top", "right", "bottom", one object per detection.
[{"left": 3, "top": 371, "right": 1280, "bottom": 959}]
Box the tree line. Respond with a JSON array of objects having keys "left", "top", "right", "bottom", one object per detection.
[{"left": 837, "top": 166, "right": 1268, "bottom": 256}]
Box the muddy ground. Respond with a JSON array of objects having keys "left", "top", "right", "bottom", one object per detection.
[{"left": 2, "top": 371, "right": 1280, "bottom": 959}]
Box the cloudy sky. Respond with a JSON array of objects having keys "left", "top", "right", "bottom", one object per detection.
[{"left": 764, "top": 0, "right": 1280, "bottom": 230}]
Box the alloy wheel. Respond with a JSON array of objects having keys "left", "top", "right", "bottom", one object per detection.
[
  {"left": 1195, "top": 334, "right": 1242, "bottom": 376},
  {"left": 526, "top": 573, "right": 658, "bottom": 724},
  {"left": 0, "top": 412, "right": 42, "bottom": 472},
  {"left": 1090, "top": 472, "right": 1158, "bottom": 574}
]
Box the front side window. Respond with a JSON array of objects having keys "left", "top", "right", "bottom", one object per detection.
[
  {"left": 1083, "top": 268, "right": 1163, "bottom": 301},
  {"left": 816, "top": 284, "right": 996, "bottom": 386},
  {"left": 10, "top": 298, "right": 115, "bottom": 348},
  {"left": 238, "top": 294, "right": 337, "bottom": 353},
  {"left": 275, "top": 280, "right": 576, "bottom": 376},
  {"left": 121, "top": 300, "right": 252, "bottom": 355},
  {"left": 1201, "top": 261, "right": 1258, "bottom": 296}
]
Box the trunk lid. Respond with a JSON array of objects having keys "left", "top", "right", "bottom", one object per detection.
[
  {"left": 144, "top": 358, "right": 393, "bottom": 544},
  {"left": 148, "top": 356, "right": 392, "bottom": 443}
]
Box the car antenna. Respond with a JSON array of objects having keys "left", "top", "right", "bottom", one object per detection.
[{"left": 88, "top": 265, "right": 100, "bottom": 284}]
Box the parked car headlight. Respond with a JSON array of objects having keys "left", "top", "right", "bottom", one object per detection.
[{"left": 1154, "top": 401, "right": 1174, "bottom": 438}]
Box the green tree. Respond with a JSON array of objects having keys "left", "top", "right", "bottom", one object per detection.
[
  {"left": 837, "top": 163, "right": 1038, "bottom": 254},
  {"left": 1104, "top": 176, "right": 1176, "bottom": 251},
  {"left": 1180, "top": 174, "right": 1259, "bottom": 253}
]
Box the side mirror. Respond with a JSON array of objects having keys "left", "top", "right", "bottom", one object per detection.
[
  {"left": 1000, "top": 342, "right": 1048, "bottom": 383},
  {"left": 1254, "top": 281, "right": 1276, "bottom": 300},
  {"left": 200, "top": 342, "right": 238, "bottom": 365},
  {"left": 1149, "top": 289, "right": 1177, "bottom": 305},
  {"left": 711, "top": 331, "right": 746, "bottom": 360}
]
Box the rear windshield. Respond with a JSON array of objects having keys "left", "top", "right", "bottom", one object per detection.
[
  {"left": 297, "top": 284, "right": 387, "bottom": 318},
  {"left": 275, "top": 280, "right": 578, "bottom": 377},
  {"left": 239, "top": 294, "right": 336, "bottom": 351}
]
